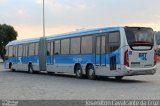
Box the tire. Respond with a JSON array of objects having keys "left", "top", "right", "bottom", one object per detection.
[
  {"left": 28, "top": 64, "right": 34, "bottom": 74},
  {"left": 87, "top": 65, "right": 96, "bottom": 80},
  {"left": 75, "top": 65, "right": 83, "bottom": 79},
  {"left": 9, "top": 63, "right": 15, "bottom": 72},
  {"left": 115, "top": 76, "right": 123, "bottom": 80}
]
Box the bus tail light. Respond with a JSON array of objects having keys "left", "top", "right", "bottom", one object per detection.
[
  {"left": 154, "top": 50, "right": 157, "bottom": 65},
  {"left": 124, "top": 50, "right": 129, "bottom": 67}
]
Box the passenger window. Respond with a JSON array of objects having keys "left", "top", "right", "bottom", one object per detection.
[
  {"left": 8, "top": 46, "right": 13, "bottom": 57},
  {"left": 25, "top": 45, "right": 28, "bottom": 56},
  {"left": 109, "top": 32, "right": 120, "bottom": 43},
  {"left": 34, "top": 43, "right": 39, "bottom": 56},
  {"left": 96, "top": 36, "right": 101, "bottom": 54},
  {"left": 101, "top": 36, "right": 106, "bottom": 54},
  {"left": 50, "top": 41, "right": 54, "bottom": 56},
  {"left": 54, "top": 40, "right": 60, "bottom": 55},
  {"left": 18, "top": 45, "right": 23, "bottom": 57},
  {"left": 108, "top": 32, "right": 120, "bottom": 53},
  {"left": 47, "top": 42, "right": 51, "bottom": 56},
  {"left": 29, "top": 43, "right": 35, "bottom": 56},
  {"left": 5, "top": 46, "right": 9, "bottom": 57},
  {"left": 61, "top": 39, "right": 70, "bottom": 55},
  {"left": 70, "top": 37, "right": 80, "bottom": 54},
  {"left": 13, "top": 46, "right": 18, "bottom": 57},
  {"left": 22, "top": 45, "right": 26, "bottom": 56},
  {"left": 81, "top": 36, "right": 93, "bottom": 54}
]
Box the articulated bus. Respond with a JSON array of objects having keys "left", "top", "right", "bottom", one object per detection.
[{"left": 4, "top": 27, "right": 157, "bottom": 80}]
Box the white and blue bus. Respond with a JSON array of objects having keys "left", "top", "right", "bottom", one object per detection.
[{"left": 4, "top": 27, "right": 157, "bottom": 79}]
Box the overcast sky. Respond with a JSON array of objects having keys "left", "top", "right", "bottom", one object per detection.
[{"left": 0, "top": 0, "right": 160, "bottom": 39}]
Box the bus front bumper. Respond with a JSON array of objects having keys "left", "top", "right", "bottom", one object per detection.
[{"left": 125, "top": 65, "right": 157, "bottom": 76}]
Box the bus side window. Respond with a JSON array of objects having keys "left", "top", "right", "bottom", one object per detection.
[
  {"left": 8, "top": 46, "right": 13, "bottom": 57},
  {"left": 25, "top": 45, "right": 28, "bottom": 56},
  {"left": 47, "top": 42, "right": 51, "bottom": 56},
  {"left": 18, "top": 45, "right": 23, "bottom": 57},
  {"left": 81, "top": 36, "right": 93, "bottom": 54},
  {"left": 5, "top": 46, "right": 9, "bottom": 58},
  {"left": 70, "top": 37, "right": 80, "bottom": 54},
  {"left": 61, "top": 39, "right": 70, "bottom": 55},
  {"left": 13, "top": 46, "right": 17, "bottom": 57},
  {"left": 34, "top": 43, "right": 39, "bottom": 56},
  {"left": 28, "top": 43, "right": 35, "bottom": 56},
  {"left": 54, "top": 40, "right": 60, "bottom": 55},
  {"left": 108, "top": 32, "right": 120, "bottom": 53},
  {"left": 51, "top": 41, "right": 54, "bottom": 56}
]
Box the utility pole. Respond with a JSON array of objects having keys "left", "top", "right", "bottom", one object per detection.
[{"left": 43, "top": 0, "right": 45, "bottom": 37}]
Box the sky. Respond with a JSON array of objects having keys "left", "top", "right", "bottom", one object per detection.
[{"left": 0, "top": 0, "right": 160, "bottom": 40}]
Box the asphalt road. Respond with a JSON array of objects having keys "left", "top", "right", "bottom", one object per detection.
[{"left": 0, "top": 63, "right": 160, "bottom": 100}]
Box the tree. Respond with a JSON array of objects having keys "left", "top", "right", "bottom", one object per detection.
[{"left": 0, "top": 24, "right": 18, "bottom": 60}]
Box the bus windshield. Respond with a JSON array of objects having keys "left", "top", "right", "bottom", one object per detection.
[{"left": 125, "top": 27, "right": 154, "bottom": 45}]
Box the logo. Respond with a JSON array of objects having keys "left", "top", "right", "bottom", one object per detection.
[
  {"left": 129, "top": 51, "right": 132, "bottom": 55},
  {"left": 139, "top": 53, "right": 147, "bottom": 61}
]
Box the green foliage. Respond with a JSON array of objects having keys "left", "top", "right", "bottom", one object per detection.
[{"left": 0, "top": 24, "right": 18, "bottom": 60}]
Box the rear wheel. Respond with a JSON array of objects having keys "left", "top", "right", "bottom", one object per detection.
[
  {"left": 87, "top": 65, "right": 96, "bottom": 80},
  {"left": 28, "top": 64, "right": 34, "bottom": 74},
  {"left": 75, "top": 65, "right": 83, "bottom": 79},
  {"left": 9, "top": 63, "right": 15, "bottom": 72},
  {"left": 115, "top": 76, "right": 123, "bottom": 80}
]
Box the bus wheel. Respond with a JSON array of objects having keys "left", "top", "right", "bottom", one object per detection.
[
  {"left": 115, "top": 76, "right": 123, "bottom": 80},
  {"left": 28, "top": 64, "right": 34, "bottom": 74},
  {"left": 75, "top": 65, "right": 83, "bottom": 79},
  {"left": 87, "top": 65, "right": 96, "bottom": 80},
  {"left": 9, "top": 63, "right": 15, "bottom": 72}
]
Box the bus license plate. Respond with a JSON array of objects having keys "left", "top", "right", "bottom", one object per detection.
[{"left": 139, "top": 53, "right": 147, "bottom": 61}]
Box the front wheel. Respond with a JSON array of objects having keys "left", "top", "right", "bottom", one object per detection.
[
  {"left": 75, "top": 65, "right": 83, "bottom": 79},
  {"left": 28, "top": 64, "right": 34, "bottom": 74},
  {"left": 87, "top": 65, "right": 96, "bottom": 80},
  {"left": 9, "top": 63, "right": 15, "bottom": 72}
]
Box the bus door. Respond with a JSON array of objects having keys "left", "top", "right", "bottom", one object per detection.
[{"left": 95, "top": 35, "right": 106, "bottom": 66}]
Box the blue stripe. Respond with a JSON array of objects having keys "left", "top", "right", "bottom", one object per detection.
[{"left": 5, "top": 49, "right": 120, "bottom": 65}]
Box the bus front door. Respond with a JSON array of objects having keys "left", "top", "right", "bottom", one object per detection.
[{"left": 95, "top": 36, "right": 106, "bottom": 66}]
